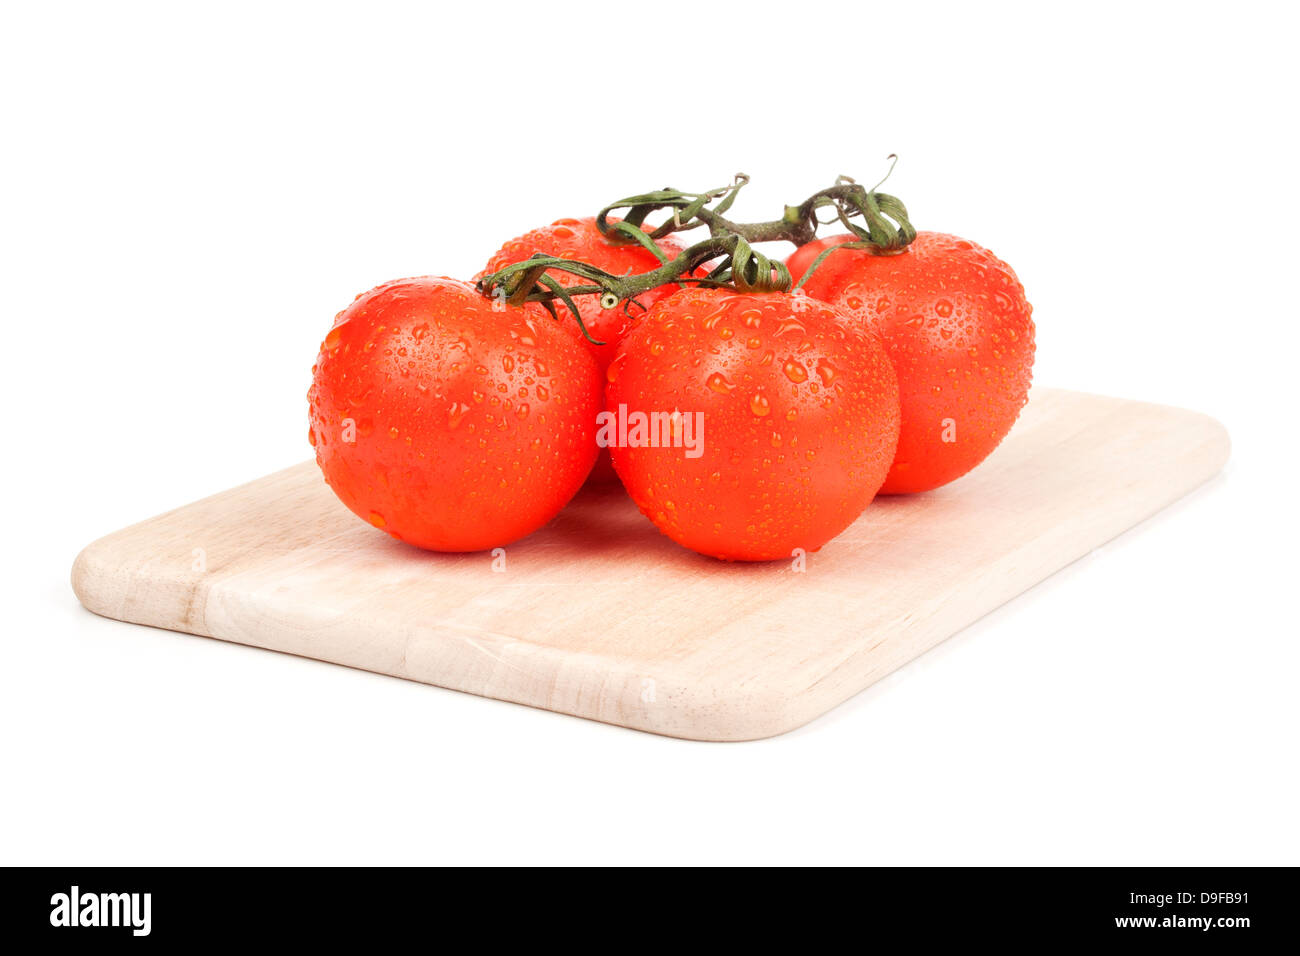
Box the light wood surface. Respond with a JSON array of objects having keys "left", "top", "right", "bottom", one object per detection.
[{"left": 71, "top": 388, "right": 1229, "bottom": 741}]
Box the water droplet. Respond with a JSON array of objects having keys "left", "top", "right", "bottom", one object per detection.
[
  {"left": 935, "top": 299, "right": 953, "bottom": 318},
  {"left": 324, "top": 327, "right": 344, "bottom": 351},
  {"left": 782, "top": 359, "right": 808, "bottom": 384},
  {"left": 447, "top": 402, "right": 470, "bottom": 428},
  {"left": 707, "top": 372, "right": 735, "bottom": 395},
  {"left": 368, "top": 512, "right": 386, "bottom": 529},
  {"left": 815, "top": 361, "right": 838, "bottom": 387},
  {"left": 749, "top": 392, "right": 771, "bottom": 417}
]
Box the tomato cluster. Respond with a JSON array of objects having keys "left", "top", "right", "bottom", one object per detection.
[{"left": 309, "top": 197, "right": 1034, "bottom": 561}]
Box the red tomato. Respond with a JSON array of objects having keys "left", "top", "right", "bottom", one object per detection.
[
  {"left": 308, "top": 276, "right": 602, "bottom": 551},
  {"left": 482, "top": 217, "right": 687, "bottom": 483},
  {"left": 605, "top": 287, "right": 900, "bottom": 561},
  {"left": 788, "top": 232, "right": 1035, "bottom": 494}
]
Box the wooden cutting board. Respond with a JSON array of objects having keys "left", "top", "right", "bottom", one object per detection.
[{"left": 72, "top": 388, "right": 1229, "bottom": 741}]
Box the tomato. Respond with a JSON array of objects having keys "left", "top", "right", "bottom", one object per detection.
[
  {"left": 605, "top": 286, "right": 900, "bottom": 561},
  {"left": 481, "top": 217, "right": 687, "bottom": 483},
  {"left": 308, "top": 276, "right": 602, "bottom": 551},
  {"left": 788, "top": 232, "right": 1035, "bottom": 494}
]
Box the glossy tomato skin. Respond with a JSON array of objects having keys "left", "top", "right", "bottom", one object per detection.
[
  {"left": 606, "top": 287, "right": 900, "bottom": 561},
  {"left": 482, "top": 217, "right": 686, "bottom": 484},
  {"left": 308, "top": 276, "right": 601, "bottom": 551},
  {"left": 788, "top": 232, "right": 1035, "bottom": 494}
]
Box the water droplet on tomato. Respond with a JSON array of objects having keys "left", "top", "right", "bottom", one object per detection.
[
  {"left": 368, "top": 512, "right": 387, "bottom": 529},
  {"left": 749, "top": 392, "right": 771, "bottom": 417},
  {"left": 782, "top": 359, "right": 808, "bottom": 384},
  {"left": 707, "top": 372, "right": 735, "bottom": 395}
]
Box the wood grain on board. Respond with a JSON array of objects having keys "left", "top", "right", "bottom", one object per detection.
[{"left": 72, "top": 389, "right": 1229, "bottom": 740}]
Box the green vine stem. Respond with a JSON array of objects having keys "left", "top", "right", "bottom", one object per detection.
[
  {"left": 597, "top": 157, "right": 918, "bottom": 256},
  {"left": 475, "top": 234, "right": 792, "bottom": 346},
  {"left": 476, "top": 161, "right": 917, "bottom": 344}
]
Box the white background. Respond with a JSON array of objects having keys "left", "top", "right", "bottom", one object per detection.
[{"left": 2, "top": 1, "right": 1296, "bottom": 865}]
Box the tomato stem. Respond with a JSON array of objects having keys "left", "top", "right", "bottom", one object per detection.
[
  {"left": 597, "top": 161, "right": 917, "bottom": 254},
  {"left": 475, "top": 234, "right": 793, "bottom": 345},
  {"left": 475, "top": 162, "right": 916, "bottom": 342}
]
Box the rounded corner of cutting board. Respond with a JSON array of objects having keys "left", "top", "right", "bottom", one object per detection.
[
  {"left": 644, "top": 680, "right": 823, "bottom": 743},
  {"left": 1201, "top": 412, "right": 1232, "bottom": 474},
  {"left": 71, "top": 536, "right": 127, "bottom": 621}
]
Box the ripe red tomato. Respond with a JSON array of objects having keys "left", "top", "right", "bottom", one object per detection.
[
  {"left": 605, "top": 287, "right": 900, "bottom": 561},
  {"left": 788, "top": 232, "right": 1035, "bottom": 494},
  {"left": 482, "top": 217, "right": 687, "bottom": 483},
  {"left": 308, "top": 276, "right": 602, "bottom": 551}
]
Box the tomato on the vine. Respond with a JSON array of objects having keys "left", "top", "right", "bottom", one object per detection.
[
  {"left": 308, "top": 276, "right": 602, "bottom": 551},
  {"left": 605, "top": 286, "right": 900, "bottom": 561},
  {"left": 482, "top": 216, "right": 687, "bottom": 482},
  {"left": 788, "top": 232, "right": 1035, "bottom": 494}
]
